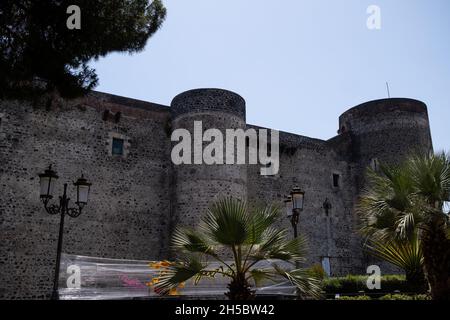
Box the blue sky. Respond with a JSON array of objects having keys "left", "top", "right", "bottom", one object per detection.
[{"left": 90, "top": 0, "right": 450, "bottom": 151}]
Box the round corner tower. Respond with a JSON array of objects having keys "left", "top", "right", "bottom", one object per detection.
[
  {"left": 338, "top": 98, "right": 433, "bottom": 189},
  {"left": 170, "top": 88, "right": 247, "bottom": 230},
  {"left": 337, "top": 98, "right": 433, "bottom": 273}
]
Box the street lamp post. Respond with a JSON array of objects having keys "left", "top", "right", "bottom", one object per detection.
[
  {"left": 284, "top": 186, "right": 305, "bottom": 297},
  {"left": 285, "top": 187, "right": 305, "bottom": 239},
  {"left": 323, "top": 198, "right": 332, "bottom": 276},
  {"left": 38, "top": 165, "right": 92, "bottom": 300},
  {"left": 284, "top": 187, "right": 305, "bottom": 238}
]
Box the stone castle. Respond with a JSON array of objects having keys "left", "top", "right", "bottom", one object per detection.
[{"left": 0, "top": 88, "right": 433, "bottom": 299}]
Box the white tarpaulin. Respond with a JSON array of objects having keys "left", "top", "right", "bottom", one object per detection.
[{"left": 58, "top": 253, "right": 297, "bottom": 300}]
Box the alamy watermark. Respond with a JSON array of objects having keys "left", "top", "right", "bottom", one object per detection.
[
  {"left": 66, "top": 4, "right": 381, "bottom": 31},
  {"left": 66, "top": 5, "right": 81, "bottom": 30},
  {"left": 171, "top": 121, "right": 279, "bottom": 176},
  {"left": 367, "top": 5, "right": 381, "bottom": 30},
  {"left": 366, "top": 265, "right": 381, "bottom": 289}
]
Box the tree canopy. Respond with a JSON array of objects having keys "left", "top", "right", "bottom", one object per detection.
[{"left": 0, "top": 0, "right": 166, "bottom": 98}]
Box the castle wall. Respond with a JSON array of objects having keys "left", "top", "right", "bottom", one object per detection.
[
  {"left": 246, "top": 128, "right": 365, "bottom": 275},
  {"left": 0, "top": 92, "right": 172, "bottom": 299},
  {"left": 0, "top": 90, "right": 434, "bottom": 299}
]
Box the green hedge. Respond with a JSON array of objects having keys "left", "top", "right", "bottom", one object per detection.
[
  {"left": 378, "top": 294, "right": 430, "bottom": 300},
  {"left": 322, "top": 274, "right": 413, "bottom": 294},
  {"left": 337, "top": 295, "right": 372, "bottom": 300},
  {"left": 337, "top": 294, "right": 430, "bottom": 300}
]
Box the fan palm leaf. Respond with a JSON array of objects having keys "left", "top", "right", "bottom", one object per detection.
[{"left": 155, "top": 197, "right": 322, "bottom": 299}]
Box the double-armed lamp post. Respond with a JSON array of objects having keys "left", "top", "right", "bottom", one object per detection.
[
  {"left": 38, "top": 165, "right": 92, "bottom": 300},
  {"left": 284, "top": 186, "right": 305, "bottom": 239}
]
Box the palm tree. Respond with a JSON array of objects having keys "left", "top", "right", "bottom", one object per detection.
[
  {"left": 363, "top": 235, "right": 426, "bottom": 292},
  {"left": 155, "top": 198, "right": 322, "bottom": 300},
  {"left": 358, "top": 153, "right": 450, "bottom": 300}
]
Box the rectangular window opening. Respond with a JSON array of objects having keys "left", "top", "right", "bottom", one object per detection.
[
  {"left": 112, "top": 138, "right": 124, "bottom": 156},
  {"left": 333, "top": 174, "right": 340, "bottom": 188}
]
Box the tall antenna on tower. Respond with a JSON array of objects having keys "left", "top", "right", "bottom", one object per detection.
[{"left": 386, "top": 82, "right": 391, "bottom": 98}]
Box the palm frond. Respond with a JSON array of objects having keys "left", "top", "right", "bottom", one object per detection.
[
  {"left": 364, "top": 236, "right": 423, "bottom": 274},
  {"left": 155, "top": 256, "right": 207, "bottom": 293},
  {"left": 244, "top": 204, "right": 280, "bottom": 245},
  {"left": 248, "top": 229, "right": 308, "bottom": 264},
  {"left": 358, "top": 159, "right": 425, "bottom": 241},
  {"left": 257, "top": 228, "right": 287, "bottom": 253},
  {"left": 395, "top": 211, "right": 417, "bottom": 239},
  {"left": 272, "top": 263, "right": 323, "bottom": 299},
  {"left": 248, "top": 268, "right": 278, "bottom": 287},
  {"left": 286, "top": 235, "right": 309, "bottom": 258},
  {"left": 408, "top": 152, "right": 450, "bottom": 207},
  {"left": 200, "top": 198, "right": 249, "bottom": 246},
  {"left": 267, "top": 234, "right": 309, "bottom": 263},
  {"left": 172, "top": 227, "right": 217, "bottom": 256}
]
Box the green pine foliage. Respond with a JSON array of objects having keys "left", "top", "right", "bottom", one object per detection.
[{"left": 0, "top": 0, "right": 166, "bottom": 98}]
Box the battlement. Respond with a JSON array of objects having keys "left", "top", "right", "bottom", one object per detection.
[
  {"left": 338, "top": 98, "right": 429, "bottom": 134},
  {"left": 171, "top": 88, "right": 246, "bottom": 120},
  {"left": 88, "top": 91, "right": 169, "bottom": 112},
  {"left": 341, "top": 98, "right": 427, "bottom": 119}
]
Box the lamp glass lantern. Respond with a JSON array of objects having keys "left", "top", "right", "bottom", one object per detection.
[
  {"left": 290, "top": 187, "right": 305, "bottom": 211},
  {"left": 39, "top": 166, "right": 59, "bottom": 200},
  {"left": 284, "top": 196, "right": 293, "bottom": 217},
  {"left": 74, "top": 175, "right": 92, "bottom": 207}
]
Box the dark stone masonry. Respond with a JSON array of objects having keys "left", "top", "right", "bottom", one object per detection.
[{"left": 0, "top": 89, "right": 433, "bottom": 299}]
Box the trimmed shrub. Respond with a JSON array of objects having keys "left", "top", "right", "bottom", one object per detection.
[
  {"left": 337, "top": 295, "right": 372, "bottom": 300},
  {"left": 379, "top": 294, "right": 430, "bottom": 300},
  {"left": 323, "top": 274, "right": 413, "bottom": 294},
  {"left": 308, "top": 264, "right": 327, "bottom": 280}
]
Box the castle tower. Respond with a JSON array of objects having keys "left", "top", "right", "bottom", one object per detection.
[
  {"left": 335, "top": 98, "right": 433, "bottom": 273},
  {"left": 170, "top": 89, "right": 247, "bottom": 230},
  {"left": 338, "top": 98, "right": 433, "bottom": 190}
]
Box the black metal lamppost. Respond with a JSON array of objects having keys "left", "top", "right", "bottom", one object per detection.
[
  {"left": 323, "top": 198, "right": 333, "bottom": 276},
  {"left": 38, "top": 165, "right": 92, "bottom": 300},
  {"left": 284, "top": 186, "right": 305, "bottom": 239}
]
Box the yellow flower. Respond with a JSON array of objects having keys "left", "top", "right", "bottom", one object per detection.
[
  {"left": 160, "top": 260, "right": 171, "bottom": 267},
  {"left": 149, "top": 262, "right": 161, "bottom": 269},
  {"left": 145, "top": 281, "right": 153, "bottom": 287},
  {"left": 168, "top": 288, "right": 178, "bottom": 296},
  {"left": 178, "top": 282, "right": 185, "bottom": 289},
  {"left": 152, "top": 278, "right": 160, "bottom": 285}
]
